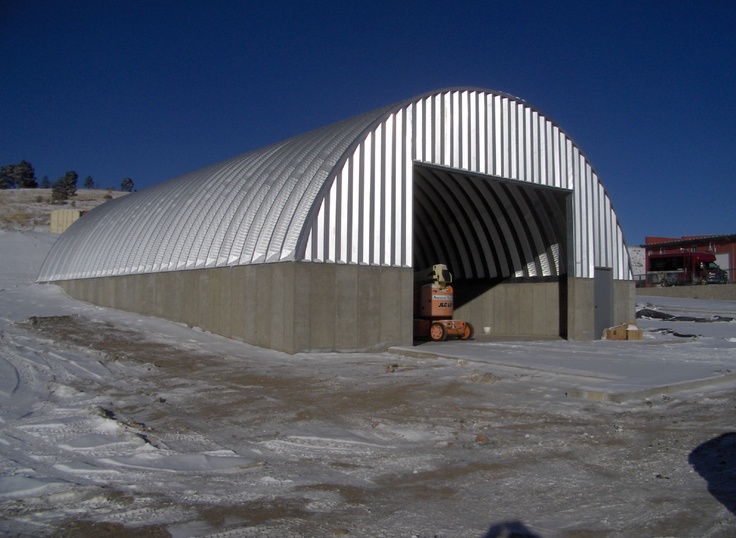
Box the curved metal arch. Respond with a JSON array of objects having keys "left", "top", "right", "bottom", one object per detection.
[
  {"left": 450, "top": 171, "right": 532, "bottom": 279},
  {"left": 495, "top": 180, "right": 546, "bottom": 277},
  {"left": 215, "top": 147, "right": 285, "bottom": 265},
  {"left": 198, "top": 158, "right": 261, "bottom": 267},
  {"left": 420, "top": 170, "right": 478, "bottom": 277},
  {"left": 261, "top": 116, "right": 373, "bottom": 262},
  {"left": 451, "top": 178, "right": 497, "bottom": 279},
  {"left": 436, "top": 174, "right": 490, "bottom": 279},
  {"left": 38, "top": 87, "right": 632, "bottom": 283},
  {"left": 520, "top": 187, "right": 565, "bottom": 275},
  {"left": 303, "top": 88, "right": 631, "bottom": 279},
  {"left": 412, "top": 171, "right": 462, "bottom": 272},
  {"left": 461, "top": 178, "right": 512, "bottom": 279},
  {"left": 415, "top": 163, "right": 572, "bottom": 280},
  {"left": 477, "top": 180, "right": 526, "bottom": 277}
]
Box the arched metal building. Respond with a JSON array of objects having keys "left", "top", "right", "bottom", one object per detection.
[{"left": 39, "top": 88, "right": 634, "bottom": 352}]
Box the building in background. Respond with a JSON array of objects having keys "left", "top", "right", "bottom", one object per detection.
[
  {"left": 642, "top": 234, "right": 735, "bottom": 285},
  {"left": 50, "top": 209, "right": 83, "bottom": 234}
]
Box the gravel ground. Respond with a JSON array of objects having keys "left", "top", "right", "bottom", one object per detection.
[{"left": 2, "top": 311, "right": 735, "bottom": 537}]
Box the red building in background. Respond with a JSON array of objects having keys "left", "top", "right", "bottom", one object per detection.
[{"left": 642, "top": 233, "right": 735, "bottom": 284}]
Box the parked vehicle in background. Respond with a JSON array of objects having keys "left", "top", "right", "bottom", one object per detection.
[{"left": 646, "top": 252, "right": 728, "bottom": 286}]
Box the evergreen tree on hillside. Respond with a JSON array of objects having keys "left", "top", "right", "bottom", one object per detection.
[
  {"left": 0, "top": 165, "right": 13, "bottom": 189},
  {"left": 15, "top": 160, "right": 37, "bottom": 188},
  {"left": 40, "top": 175, "right": 51, "bottom": 188},
  {"left": 51, "top": 180, "right": 66, "bottom": 201},
  {"left": 83, "top": 175, "right": 95, "bottom": 189},
  {"left": 121, "top": 177, "right": 134, "bottom": 192},
  {"left": 0, "top": 160, "right": 38, "bottom": 188},
  {"left": 51, "top": 170, "right": 78, "bottom": 202}
]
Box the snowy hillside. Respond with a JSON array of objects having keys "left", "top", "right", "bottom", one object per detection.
[{"left": 0, "top": 189, "right": 127, "bottom": 231}]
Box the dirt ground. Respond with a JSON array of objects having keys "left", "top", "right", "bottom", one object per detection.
[{"left": 5, "top": 314, "right": 736, "bottom": 537}]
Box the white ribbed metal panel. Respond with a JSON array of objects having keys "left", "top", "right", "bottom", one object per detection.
[
  {"left": 37, "top": 107, "right": 393, "bottom": 281},
  {"left": 38, "top": 88, "right": 632, "bottom": 283},
  {"left": 303, "top": 89, "right": 631, "bottom": 279}
]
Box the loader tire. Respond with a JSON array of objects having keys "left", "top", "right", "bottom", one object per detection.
[
  {"left": 430, "top": 322, "right": 447, "bottom": 342},
  {"left": 461, "top": 322, "right": 474, "bottom": 340}
]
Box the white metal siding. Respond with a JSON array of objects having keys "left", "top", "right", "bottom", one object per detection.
[
  {"left": 38, "top": 88, "right": 632, "bottom": 283},
  {"left": 304, "top": 89, "right": 630, "bottom": 279}
]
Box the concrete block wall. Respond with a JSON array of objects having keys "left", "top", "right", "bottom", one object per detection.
[{"left": 57, "top": 262, "right": 414, "bottom": 354}]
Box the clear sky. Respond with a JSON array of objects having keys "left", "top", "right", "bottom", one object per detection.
[{"left": 2, "top": 0, "right": 734, "bottom": 245}]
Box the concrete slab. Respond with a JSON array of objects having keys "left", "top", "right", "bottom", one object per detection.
[{"left": 389, "top": 335, "right": 736, "bottom": 403}]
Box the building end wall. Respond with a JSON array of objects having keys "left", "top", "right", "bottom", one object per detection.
[{"left": 566, "top": 277, "right": 635, "bottom": 340}]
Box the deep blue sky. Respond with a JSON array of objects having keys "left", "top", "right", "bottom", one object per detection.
[{"left": 2, "top": 1, "right": 734, "bottom": 245}]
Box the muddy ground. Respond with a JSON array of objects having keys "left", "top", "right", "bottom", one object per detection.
[{"left": 3, "top": 314, "right": 736, "bottom": 537}]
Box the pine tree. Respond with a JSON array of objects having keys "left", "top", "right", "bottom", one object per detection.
[
  {"left": 84, "top": 175, "right": 95, "bottom": 189},
  {"left": 15, "top": 160, "right": 37, "bottom": 188},
  {"left": 51, "top": 170, "right": 78, "bottom": 202},
  {"left": 121, "top": 177, "right": 134, "bottom": 192},
  {"left": 63, "top": 170, "right": 78, "bottom": 197},
  {"left": 0, "top": 165, "right": 13, "bottom": 189},
  {"left": 0, "top": 160, "right": 38, "bottom": 188}
]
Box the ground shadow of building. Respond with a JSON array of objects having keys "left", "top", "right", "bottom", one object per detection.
[
  {"left": 483, "top": 519, "right": 540, "bottom": 538},
  {"left": 689, "top": 432, "right": 736, "bottom": 516}
]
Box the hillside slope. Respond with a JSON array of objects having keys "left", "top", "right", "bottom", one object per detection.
[{"left": 0, "top": 188, "right": 128, "bottom": 231}]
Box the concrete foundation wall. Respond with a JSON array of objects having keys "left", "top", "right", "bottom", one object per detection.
[
  {"left": 57, "top": 262, "right": 414, "bottom": 354},
  {"left": 636, "top": 283, "right": 736, "bottom": 301},
  {"left": 454, "top": 278, "right": 635, "bottom": 340},
  {"left": 567, "top": 277, "right": 595, "bottom": 340},
  {"left": 566, "top": 278, "right": 635, "bottom": 340},
  {"left": 55, "top": 265, "right": 635, "bottom": 349},
  {"left": 613, "top": 279, "right": 637, "bottom": 327},
  {"left": 454, "top": 281, "right": 561, "bottom": 337}
]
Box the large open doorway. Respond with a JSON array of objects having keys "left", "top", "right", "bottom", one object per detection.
[{"left": 412, "top": 163, "right": 572, "bottom": 339}]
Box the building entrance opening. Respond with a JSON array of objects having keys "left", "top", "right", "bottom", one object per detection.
[{"left": 412, "top": 163, "right": 572, "bottom": 340}]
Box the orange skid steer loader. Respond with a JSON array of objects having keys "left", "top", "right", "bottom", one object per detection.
[{"left": 413, "top": 264, "right": 474, "bottom": 342}]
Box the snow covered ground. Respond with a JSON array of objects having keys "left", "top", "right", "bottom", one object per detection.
[{"left": 1, "top": 230, "right": 735, "bottom": 537}]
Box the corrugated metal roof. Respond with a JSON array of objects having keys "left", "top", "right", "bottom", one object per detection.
[{"left": 38, "top": 88, "right": 632, "bottom": 282}]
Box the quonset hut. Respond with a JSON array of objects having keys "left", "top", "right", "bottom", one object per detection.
[{"left": 38, "top": 88, "right": 634, "bottom": 352}]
